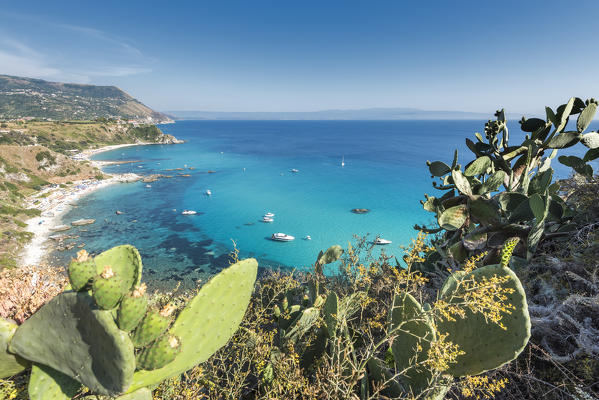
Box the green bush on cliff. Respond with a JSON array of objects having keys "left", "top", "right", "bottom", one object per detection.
[{"left": 416, "top": 97, "right": 598, "bottom": 272}]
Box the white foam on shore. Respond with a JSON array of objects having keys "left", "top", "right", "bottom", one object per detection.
[{"left": 19, "top": 143, "right": 145, "bottom": 266}]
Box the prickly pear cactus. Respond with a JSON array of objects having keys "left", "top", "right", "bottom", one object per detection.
[
  {"left": 132, "top": 304, "right": 174, "bottom": 348},
  {"left": 93, "top": 244, "right": 143, "bottom": 291},
  {"left": 390, "top": 293, "right": 436, "bottom": 395},
  {"left": 284, "top": 307, "right": 320, "bottom": 344},
  {"left": 500, "top": 237, "right": 519, "bottom": 267},
  {"left": 317, "top": 245, "right": 344, "bottom": 266},
  {"left": 437, "top": 264, "right": 531, "bottom": 376},
  {"left": 0, "top": 317, "right": 29, "bottom": 378},
  {"left": 93, "top": 265, "right": 125, "bottom": 310},
  {"left": 67, "top": 250, "right": 96, "bottom": 291},
  {"left": 117, "top": 284, "right": 149, "bottom": 332},
  {"left": 9, "top": 292, "right": 136, "bottom": 396},
  {"left": 114, "top": 388, "right": 153, "bottom": 400},
  {"left": 323, "top": 292, "right": 338, "bottom": 338},
  {"left": 366, "top": 357, "right": 403, "bottom": 398},
  {"left": 126, "top": 258, "right": 258, "bottom": 392},
  {"left": 28, "top": 364, "right": 80, "bottom": 400},
  {"left": 137, "top": 334, "right": 181, "bottom": 370}
]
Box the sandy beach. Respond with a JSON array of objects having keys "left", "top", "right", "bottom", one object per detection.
[{"left": 19, "top": 144, "right": 144, "bottom": 266}]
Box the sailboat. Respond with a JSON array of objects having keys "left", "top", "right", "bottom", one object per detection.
[{"left": 341, "top": 156, "right": 345, "bottom": 167}]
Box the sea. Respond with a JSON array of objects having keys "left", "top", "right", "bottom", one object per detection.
[{"left": 47, "top": 120, "right": 593, "bottom": 288}]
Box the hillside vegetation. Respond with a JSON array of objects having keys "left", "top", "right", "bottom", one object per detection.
[
  {"left": 0, "top": 120, "right": 180, "bottom": 267},
  {"left": 0, "top": 75, "right": 172, "bottom": 123}
]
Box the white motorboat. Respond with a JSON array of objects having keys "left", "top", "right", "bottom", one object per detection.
[
  {"left": 261, "top": 216, "right": 274, "bottom": 223},
  {"left": 304, "top": 235, "right": 312, "bottom": 240},
  {"left": 271, "top": 233, "right": 295, "bottom": 242},
  {"left": 145, "top": 184, "right": 152, "bottom": 188},
  {"left": 341, "top": 156, "right": 345, "bottom": 167},
  {"left": 290, "top": 168, "right": 299, "bottom": 173},
  {"left": 205, "top": 189, "right": 212, "bottom": 195},
  {"left": 182, "top": 210, "right": 197, "bottom": 215},
  {"left": 374, "top": 238, "right": 392, "bottom": 245},
  {"left": 264, "top": 212, "right": 275, "bottom": 218}
]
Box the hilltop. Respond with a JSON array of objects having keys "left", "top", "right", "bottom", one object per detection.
[{"left": 0, "top": 75, "right": 172, "bottom": 123}]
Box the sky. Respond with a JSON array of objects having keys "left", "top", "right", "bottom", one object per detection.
[{"left": 1, "top": 1, "right": 598, "bottom": 115}]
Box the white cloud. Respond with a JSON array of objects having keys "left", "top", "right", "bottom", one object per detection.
[
  {"left": 0, "top": 39, "right": 61, "bottom": 78},
  {"left": 0, "top": 14, "right": 154, "bottom": 82}
]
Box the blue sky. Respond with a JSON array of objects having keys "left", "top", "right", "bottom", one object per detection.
[{"left": 1, "top": 1, "right": 598, "bottom": 114}]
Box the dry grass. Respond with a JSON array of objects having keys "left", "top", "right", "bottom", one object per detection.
[{"left": 0, "top": 264, "right": 68, "bottom": 324}]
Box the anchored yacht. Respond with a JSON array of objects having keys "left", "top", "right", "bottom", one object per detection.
[
  {"left": 261, "top": 216, "right": 274, "bottom": 223},
  {"left": 374, "top": 238, "right": 392, "bottom": 245},
  {"left": 271, "top": 233, "right": 295, "bottom": 242}
]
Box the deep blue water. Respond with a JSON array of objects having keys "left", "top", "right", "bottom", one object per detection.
[{"left": 48, "top": 120, "right": 595, "bottom": 286}]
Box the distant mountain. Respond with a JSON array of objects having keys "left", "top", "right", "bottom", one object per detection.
[
  {"left": 166, "top": 107, "right": 498, "bottom": 120},
  {"left": 0, "top": 75, "right": 172, "bottom": 123}
]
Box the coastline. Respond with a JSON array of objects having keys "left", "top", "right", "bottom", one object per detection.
[{"left": 19, "top": 143, "right": 147, "bottom": 267}]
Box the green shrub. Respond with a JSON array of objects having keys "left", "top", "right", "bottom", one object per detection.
[{"left": 416, "top": 97, "right": 598, "bottom": 271}]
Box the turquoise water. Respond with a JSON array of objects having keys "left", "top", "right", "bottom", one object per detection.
[{"left": 48, "top": 120, "right": 593, "bottom": 285}]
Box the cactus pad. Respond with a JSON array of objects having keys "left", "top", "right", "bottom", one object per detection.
[
  {"left": 0, "top": 317, "right": 29, "bottom": 378},
  {"left": 127, "top": 258, "right": 258, "bottom": 392},
  {"left": 132, "top": 305, "right": 173, "bottom": 348},
  {"left": 438, "top": 205, "right": 468, "bottom": 231},
  {"left": 390, "top": 293, "right": 436, "bottom": 395},
  {"left": 28, "top": 364, "right": 80, "bottom": 400},
  {"left": 9, "top": 292, "right": 136, "bottom": 396},
  {"left": 93, "top": 244, "right": 143, "bottom": 292},
  {"left": 68, "top": 250, "right": 97, "bottom": 291},
  {"left": 115, "top": 388, "right": 153, "bottom": 400},
  {"left": 93, "top": 266, "right": 125, "bottom": 310},
  {"left": 118, "top": 285, "right": 149, "bottom": 332},
  {"left": 137, "top": 334, "right": 181, "bottom": 370},
  {"left": 323, "top": 292, "right": 338, "bottom": 338},
  {"left": 437, "top": 264, "right": 531, "bottom": 376},
  {"left": 317, "top": 245, "right": 344, "bottom": 265}
]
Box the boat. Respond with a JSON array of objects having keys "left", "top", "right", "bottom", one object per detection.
[
  {"left": 205, "top": 189, "right": 212, "bottom": 196},
  {"left": 261, "top": 216, "right": 274, "bottom": 223},
  {"left": 341, "top": 156, "right": 345, "bottom": 167},
  {"left": 145, "top": 184, "right": 152, "bottom": 188},
  {"left": 374, "top": 238, "right": 392, "bottom": 245},
  {"left": 115, "top": 210, "right": 124, "bottom": 215},
  {"left": 264, "top": 212, "right": 275, "bottom": 218},
  {"left": 290, "top": 168, "right": 299, "bottom": 173},
  {"left": 304, "top": 235, "right": 312, "bottom": 240},
  {"left": 271, "top": 233, "right": 295, "bottom": 242},
  {"left": 181, "top": 210, "right": 197, "bottom": 215},
  {"left": 351, "top": 208, "right": 370, "bottom": 214}
]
